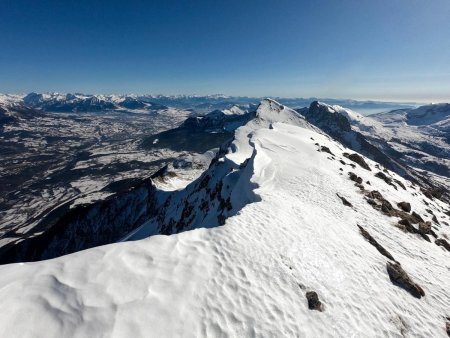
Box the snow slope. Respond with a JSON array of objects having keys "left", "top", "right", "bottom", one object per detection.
[
  {"left": 0, "top": 100, "right": 449, "bottom": 337},
  {"left": 341, "top": 103, "right": 450, "bottom": 179}
]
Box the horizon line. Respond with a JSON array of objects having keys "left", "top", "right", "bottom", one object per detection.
[{"left": 2, "top": 92, "right": 446, "bottom": 105}]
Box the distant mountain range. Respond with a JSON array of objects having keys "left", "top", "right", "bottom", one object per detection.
[{"left": 0, "top": 92, "right": 418, "bottom": 115}]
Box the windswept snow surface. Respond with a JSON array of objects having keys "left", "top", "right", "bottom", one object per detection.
[{"left": 1, "top": 100, "right": 449, "bottom": 337}]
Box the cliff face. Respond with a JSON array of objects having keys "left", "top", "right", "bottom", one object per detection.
[{"left": 0, "top": 177, "right": 159, "bottom": 263}]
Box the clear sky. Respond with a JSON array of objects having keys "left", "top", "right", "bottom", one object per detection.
[{"left": 1, "top": 0, "right": 449, "bottom": 102}]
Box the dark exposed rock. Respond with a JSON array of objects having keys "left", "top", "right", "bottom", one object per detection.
[
  {"left": 381, "top": 201, "right": 395, "bottom": 216},
  {"left": 239, "top": 158, "right": 250, "bottom": 169},
  {"left": 366, "top": 190, "right": 396, "bottom": 216},
  {"left": 446, "top": 319, "right": 450, "bottom": 337},
  {"left": 394, "top": 179, "right": 406, "bottom": 190},
  {"left": 375, "top": 172, "right": 397, "bottom": 190},
  {"left": 336, "top": 193, "right": 353, "bottom": 208},
  {"left": 436, "top": 238, "right": 450, "bottom": 252},
  {"left": 397, "top": 202, "right": 411, "bottom": 213},
  {"left": 386, "top": 262, "right": 425, "bottom": 298},
  {"left": 366, "top": 198, "right": 377, "bottom": 206},
  {"left": 397, "top": 219, "right": 431, "bottom": 241},
  {"left": 218, "top": 195, "right": 233, "bottom": 213},
  {"left": 421, "top": 187, "right": 447, "bottom": 200},
  {"left": 397, "top": 219, "right": 408, "bottom": 227},
  {"left": 421, "top": 234, "right": 431, "bottom": 242},
  {"left": 175, "top": 201, "right": 195, "bottom": 232},
  {"left": 411, "top": 212, "right": 424, "bottom": 224},
  {"left": 217, "top": 214, "right": 226, "bottom": 226},
  {"left": 357, "top": 225, "right": 395, "bottom": 261},
  {"left": 418, "top": 221, "right": 432, "bottom": 235},
  {"left": 198, "top": 174, "right": 210, "bottom": 190},
  {"left": 397, "top": 219, "right": 431, "bottom": 243},
  {"left": 422, "top": 190, "right": 434, "bottom": 200},
  {"left": 364, "top": 191, "right": 430, "bottom": 238},
  {"left": 432, "top": 215, "right": 440, "bottom": 225},
  {"left": 305, "top": 291, "right": 323, "bottom": 311},
  {"left": 320, "top": 146, "right": 334, "bottom": 155},
  {"left": 210, "top": 180, "right": 223, "bottom": 201},
  {"left": 398, "top": 219, "right": 418, "bottom": 233},
  {"left": 305, "top": 100, "right": 351, "bottom": 128},
  {"left": 367, "top": 190, "right": 384, "bottom": 201},
  {"left": 395, "top": 211, "right": 423, "bottom": 225},
  {"left": 348, "top": 172, "right": 363, "bottom": 184},
  {"left": 339, "top": 159, "right": 346, "bottom": 165},
  {"left": 344, "top": 153, "right": 371, "bottom": 171}
]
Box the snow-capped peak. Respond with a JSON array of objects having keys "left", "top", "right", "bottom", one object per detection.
[
  {"left": 222, "top": 105, "right": 247, "bottom": 116},
  {"left": 255, "top": 98, "right": 308, "bottom": 127}
]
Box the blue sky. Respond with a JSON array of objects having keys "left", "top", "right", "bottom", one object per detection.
[{"left": 1, "top": 0, "right": 449, "bottom": 101}]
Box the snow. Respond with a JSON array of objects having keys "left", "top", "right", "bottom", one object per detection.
[
  {"left": 0, "top": 99, "right": 449, "bottom": 337},
  {"left": 322, "top": 102, "right": 450, "bottom": 182},
  {"left": 254, "top": 98, "right": 309, "bottom": 128},
  {"left": 0, "top": 93, "right": 23, "bottom": 106},
  {"left": 222, "top": 105, "right": 247, "bottom": 116},
  {"left": 331, "top": 104, "right": 365, "bottom": 122}
]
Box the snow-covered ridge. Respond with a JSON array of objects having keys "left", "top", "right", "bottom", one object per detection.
[
  {"left": 0, "top": 99, "right": 449, "bottom": 337},
  {"left": 298, "top": 101, "right": 450, "bottom": 199}
]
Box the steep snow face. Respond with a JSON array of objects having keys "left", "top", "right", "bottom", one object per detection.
[{"left": 0, "top": 100, "right": 450, "bottom": 337}]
